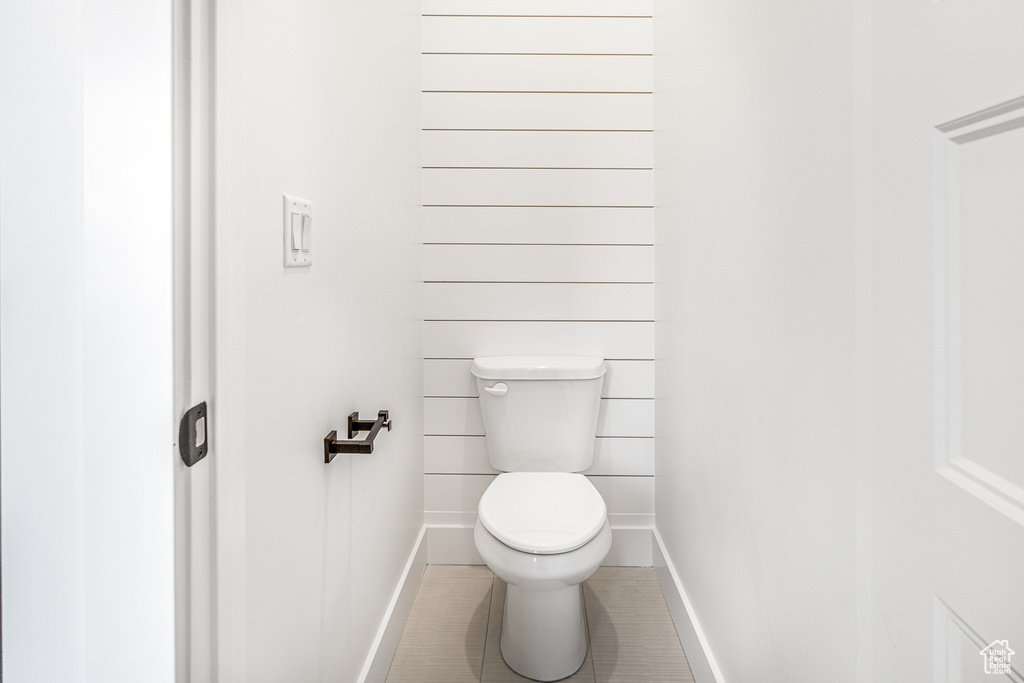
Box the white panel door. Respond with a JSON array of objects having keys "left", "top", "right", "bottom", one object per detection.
[{"left": 871, "top": 2, "right": 1024, "bottom": 680}]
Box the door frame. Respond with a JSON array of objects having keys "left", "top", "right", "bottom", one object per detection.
[{"left": 173, "top": 0, "right": 247, "bottom": 679}]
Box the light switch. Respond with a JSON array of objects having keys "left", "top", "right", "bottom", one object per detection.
[
  {"left": 290, "top": 213, "right": 302, "bottom": 252},
  {"left": 301, "top": 214, "right": 312, "bottom": 252},
  {"left": 283, "top": 194, "right": 312, "bottom": 268}
]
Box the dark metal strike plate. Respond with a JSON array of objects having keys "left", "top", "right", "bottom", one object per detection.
[{"left": 179, "top": 401, "right": 209, "bottom": 467}]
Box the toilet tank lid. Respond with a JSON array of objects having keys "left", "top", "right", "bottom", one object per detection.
[{"left": 471, "top": 355, "right": 606, "bottom": 380}]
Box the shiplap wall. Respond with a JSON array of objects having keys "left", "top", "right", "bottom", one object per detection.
[{"left": 421, "top": 0, "right": 655, "bottom": 565}]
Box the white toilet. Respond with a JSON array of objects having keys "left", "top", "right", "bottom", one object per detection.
[{"left": 471, "top": 355, "right": 612, "bottom": 682}]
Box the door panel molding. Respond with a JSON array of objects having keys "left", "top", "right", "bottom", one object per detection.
[{"left": 934, "top": 95, "right": 1024, "bottom": 527}]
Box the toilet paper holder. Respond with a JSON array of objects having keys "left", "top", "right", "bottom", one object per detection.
[{"left": 324, "top": 409, "right": 391, "bottom": 463}]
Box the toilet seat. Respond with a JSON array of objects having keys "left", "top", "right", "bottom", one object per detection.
[{"left": 478, "top": 472, "right": 607, "bottom": 555}]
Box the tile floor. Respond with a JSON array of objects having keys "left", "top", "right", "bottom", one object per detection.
[{"left": 386, "top": 565, "right": 696, "bottom": 683}]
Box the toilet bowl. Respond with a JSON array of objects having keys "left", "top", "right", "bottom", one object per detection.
[
  {"left": 475, "top": 473, "right": 611, "bottom": 681},
  {"left": 470, "top": 356, "right": 611, "bottom": 681}
]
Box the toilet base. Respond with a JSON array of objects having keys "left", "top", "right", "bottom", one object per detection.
[
  {"left": 500, "top": 581, "right": 587, "bottom": 681},
  {"left": 474, "top": 519, "right": 612, "bottom": 681}
]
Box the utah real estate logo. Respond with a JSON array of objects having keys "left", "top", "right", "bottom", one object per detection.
[{"left": 980, "top": 640, "right": 1015, "bottom": 675}]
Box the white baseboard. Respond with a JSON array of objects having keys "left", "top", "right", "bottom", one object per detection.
[
  {"left": 426, "top": 524, "right": 653, "bottom": 566},
  {"left": 652, "top": 528, "right": 726, "bottom": 683},
  {"left": 356, "top": 525, "right": 428, "bottom": 683}
]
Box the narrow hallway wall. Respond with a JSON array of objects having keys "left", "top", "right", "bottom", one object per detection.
[
  {"left": 654, "top": 1, "right": 860, "bottom": 680},
  {"left": 420, "top": 0, "right": 657, "bottom": 565}
]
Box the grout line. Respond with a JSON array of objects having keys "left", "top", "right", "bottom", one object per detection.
[
  {"left": 581, "top": 582, "right": 597, "bottom": 681},
  {"left": 479, "top": 576, "right": 495, "bottom": 682}
]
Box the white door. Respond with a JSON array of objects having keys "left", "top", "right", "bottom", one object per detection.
[{"left": 871, "top": 1, "right": 1024, "bottom": 680}]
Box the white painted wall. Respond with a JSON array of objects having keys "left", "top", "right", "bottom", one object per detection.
[
  {"left": 421, "top": 0, "right": 656, "bottom": 566},
  {"left": 654, "top": 1, "right": 860, "bottom": 681},
  {"left": 216, "top": 1, "right": 424, "bottom": 680},
  {"left": 1, "top": 0, "right": 175, "bottom": 681}
]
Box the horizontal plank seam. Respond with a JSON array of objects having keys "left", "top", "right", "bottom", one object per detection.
[
  {"left": 425, "top": 396, "right": 654, "bottom": 400},
  {"left": 424, "top": 319, "right": 655, "bottom": 323},
  {"left": 423, "top": 319, "right": 655, "bottom": 322},
  {"left": 424, "top": 359, "right": 653, "bottom": 363},
  {"left": 422, "top": 90, "right": 654, "bottom": 95},
  {"left": 422, "top": 166, "right": 653, "bottom": 170},
  {"left": 419, "top": 436, "right": 651, "bottom": 440},
  {"left": 422, "top": 129, "right": 654, "bottom": 133},
  {"left": 422, "top": 243, "right": 655, "bottom": 247},
  {"left": 422, "top": 53, "right": 653, "bottom": 57},
  {"left": 423, "top": 435, "right": 655, "bottom": 440},
  {"left": 424, "top": 440, "right": 652, "bottom": 445},
  {"left": 424, "top": 472, "right": 655, "bottom": 477},
  {"left": 425, "top": 281, "right": 653, "bottom": 284},
  {"left": 422, "top": 14, "right": 653, "bottom": 19},
  {"left": 425, "top": 397, "right": 653, "bottom": 401},
  {"left": 424, "top": 398, "right": 653, "bottom": 401},
  {"left": 422, "top": 205, "right": 655, "bottom": 208},
  {"left": 426, "top": 362, "right": 655, "bottom": 365},
  {"left": 423, "top": 281, "right": 653, "bottom": 285},
  {"left": 423, "top": 319, "right": 655, "bottom": 323},
  {"left": 423, "top": 206, "right": 656, "bottom": 208},
  {"left": 424, "top": 246, "right": 655, "bottom": 248}
]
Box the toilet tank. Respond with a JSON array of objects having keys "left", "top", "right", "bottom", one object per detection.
[{"left": 472, "top": 356, "right": 605, "bottom": 472}]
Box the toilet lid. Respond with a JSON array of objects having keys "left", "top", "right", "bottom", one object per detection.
[{"left": 478, "top": 472, "right": 607, "bottom": 555}]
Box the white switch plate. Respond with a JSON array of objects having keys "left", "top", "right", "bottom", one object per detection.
[{"left": 283, "top": 194, "right": 312, "bottom": 267}]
